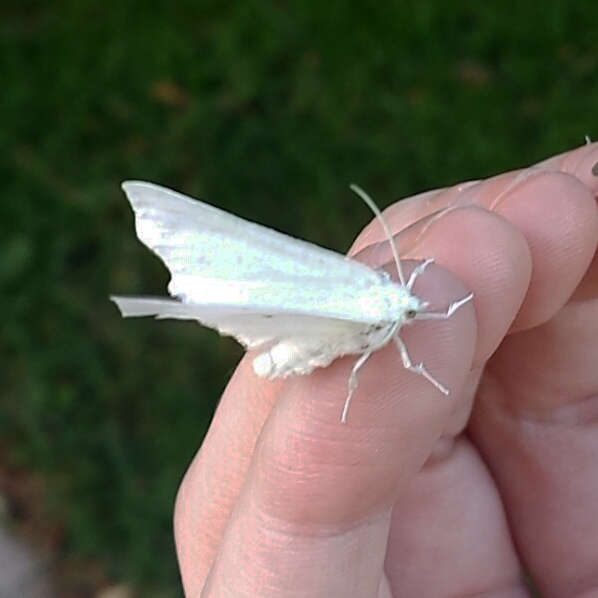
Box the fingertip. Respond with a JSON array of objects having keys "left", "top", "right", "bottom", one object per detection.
[{"left": 493, "top": 171, "right": 598, "bottom": 330}]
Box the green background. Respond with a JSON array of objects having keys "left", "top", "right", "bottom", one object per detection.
[{"left": 2, "top": 0, "right": 596, "bottom": 595}]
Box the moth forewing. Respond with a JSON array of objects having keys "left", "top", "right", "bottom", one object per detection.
[{"left": 122, "top": 181, "right": 380, "bottom": 286}]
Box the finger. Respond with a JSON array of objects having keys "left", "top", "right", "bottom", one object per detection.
[
  {"left": 384, "top": 439, "right": 526, "bottom": 597},
  {"left": 173, "top": 253, "right": 477, "bottom": 596},
  {"left": 351, "top": 141, "right": 598, "bottom": 252},
  {"left": 491, "top": 172, "right": 598, "bottom": 329},
  {"left": 467, "top": 163, "right": 598, "bottom": 594},
  {"left": 363, "top": 210, "right": 533, "bottom": 596},
  {"left": 198, "top": 262, "right": 476, "bottom": 598},
  {"left": 471, "top": 318, "right": 598, "bottom": 596}
]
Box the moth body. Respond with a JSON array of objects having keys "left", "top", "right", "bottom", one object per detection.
[{"left": 111, "top": 181, "right": 473, "bottom": 422}]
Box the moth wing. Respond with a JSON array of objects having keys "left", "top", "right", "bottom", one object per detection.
[
  {"left": 111, "top": 296, "right": 367, "bottom": 349},
  {"left": 113, "top": 264, "right": 392, "bottom": 324},
  {"left": 121, "top": 181, "right": 381, "bottom": 303}
]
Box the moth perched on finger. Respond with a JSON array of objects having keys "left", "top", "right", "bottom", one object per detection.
[{"left": 112, "top": 182, "right": 473, "bottom": 422}]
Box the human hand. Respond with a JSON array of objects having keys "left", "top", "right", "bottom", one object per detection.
[{"left": 174, "top": 143, "right": 598, "bottom": 597}]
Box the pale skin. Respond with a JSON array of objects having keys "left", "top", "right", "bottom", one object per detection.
[{"left": 174, "top": 142, "right": 598, "bottom": 598}]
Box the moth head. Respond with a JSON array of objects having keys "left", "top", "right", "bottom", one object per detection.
[{"left": 403, "top": 296, "right": 429, "bottom": 322}]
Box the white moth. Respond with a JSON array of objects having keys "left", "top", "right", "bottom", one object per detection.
[{"left": 112, "top": 182, "right": 473, "bottom": 422}]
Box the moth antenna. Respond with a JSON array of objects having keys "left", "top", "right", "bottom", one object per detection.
[{"left": 350, "top": 184, "right": 406, "bottom": 286}]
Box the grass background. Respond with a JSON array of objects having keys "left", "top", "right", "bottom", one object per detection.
[{"left": 1, "top": 0, "right": 597, "bottom": 595}]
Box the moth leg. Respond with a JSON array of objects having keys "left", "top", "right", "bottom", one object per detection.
[
  {"left": 416, "top": 292, "right": 474, "bottom": 320},
  {"left": 342, "top": 349, "right": 376, "bottom": 424},
  {"left": 393, "top": 334, "right": 449, "bottom": 395},
  {"left": 342, "top": 324, "right": 400, "bottom": 423},
  {"left": 406, "top": 258, "right": 435, "bottom": 290}
]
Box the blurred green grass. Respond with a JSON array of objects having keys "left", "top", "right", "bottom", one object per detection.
[{"left": 1, "top": 0, "right": 596, "bottom": 595}]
